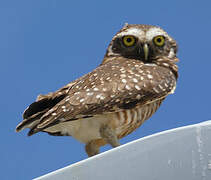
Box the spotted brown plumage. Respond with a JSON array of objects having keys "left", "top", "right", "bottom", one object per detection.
[{"left": 16, "top": 24, "right": 179, "bottom": 157}]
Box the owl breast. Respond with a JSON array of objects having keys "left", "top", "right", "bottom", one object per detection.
[
  {"left": 113, "top": 98, "right": 163, "bottom": 138},
  {"left": 44, "top": 99, "right": 163, "bottom": 144}
]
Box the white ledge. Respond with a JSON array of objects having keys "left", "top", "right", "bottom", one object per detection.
[{"left": 35, "top": 120, "right": 211, "bottom": 180}]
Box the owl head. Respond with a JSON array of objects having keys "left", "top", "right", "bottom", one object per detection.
[{"left": 104, "top": 24, "right": 178, "bottom": 63}]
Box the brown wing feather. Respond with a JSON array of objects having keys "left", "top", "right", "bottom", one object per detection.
[
  {"left": 27, "top": 58, "right": 177, "bottom": 135},
  {"left": 15, "top": 82, "right": 76, "bottom": 133}
]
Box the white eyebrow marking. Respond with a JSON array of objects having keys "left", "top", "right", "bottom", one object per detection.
[
  {"left": 146, "top": 27, "right": 168, "bottom": 41},
  {"left": 117, "top": 28, "right": 145, "bottom": 37}
]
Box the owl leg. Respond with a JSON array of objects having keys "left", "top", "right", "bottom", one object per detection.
[
  {"left": 85, "top": 140, "right": 100, "bottom": 157},
  {"left": 100, "top": 124, "right": 120, "bottom": 148}
]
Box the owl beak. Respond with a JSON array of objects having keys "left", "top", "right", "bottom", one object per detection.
[{"left": 143, "top": 43, "right": 149, "bottom": 61}]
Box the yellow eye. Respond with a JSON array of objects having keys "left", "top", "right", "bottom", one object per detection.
[
  {"left": 153, "top": 35, "right": 165, "bottom": 46},
  {"left": 122, "top": 35, "right": 136, "bottom": 47}
]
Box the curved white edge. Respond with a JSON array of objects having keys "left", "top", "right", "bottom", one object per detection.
[{"left": 34, "top": 120, "right": 211, "bottom": 180}]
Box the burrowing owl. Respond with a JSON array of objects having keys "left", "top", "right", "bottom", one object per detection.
[{"left": 16, "top": 24, "right": 178, "bottom": 157}]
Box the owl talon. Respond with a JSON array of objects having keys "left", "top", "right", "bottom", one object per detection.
[{"left": 85, "top": 140, "right": 100, "bottom": 157}]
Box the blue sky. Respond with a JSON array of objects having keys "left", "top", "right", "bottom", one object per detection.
[{"left": 1, "top": 0, "right": 211, "bottom": 179}]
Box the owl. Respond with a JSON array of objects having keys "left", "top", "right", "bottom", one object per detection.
[{"left": 16, "top": 24, "right": 178, "bottom": 157}]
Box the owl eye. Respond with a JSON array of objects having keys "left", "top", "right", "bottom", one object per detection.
[
  {"left": 153, "top": 35, "right": 165, "bottom": 47},
  {"left": 122, "top": 35, "right": 136, "bottom": 47}
]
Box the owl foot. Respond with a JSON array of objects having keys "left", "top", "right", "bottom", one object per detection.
[
  {"left": 85, "top": 140, "right": 100, "bottom": 157},
  {"left": 100, "top": 124, "right": 120, "bottom": 148}
]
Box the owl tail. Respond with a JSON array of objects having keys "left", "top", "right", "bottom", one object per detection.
[
  {"left": 15, "top": 111, "right": 45, "bottom": 134},
  {"left": 15, "top": 94, "right": 66, "bottom": 135}
]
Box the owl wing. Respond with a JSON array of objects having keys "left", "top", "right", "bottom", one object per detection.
[{"left": 16, "top": 58, "right": 177, "bottom": 135}]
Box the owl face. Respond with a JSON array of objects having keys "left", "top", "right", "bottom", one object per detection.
[{"left": 106, "top": 24, "right": 177, "bottom": 62}]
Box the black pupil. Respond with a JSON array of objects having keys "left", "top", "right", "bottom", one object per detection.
[
  {"left": 157, "top": 38, "right": 162, "bottom": 42},
  {"left": 126, "top": 38, "right": 132, "bottom": 42}
]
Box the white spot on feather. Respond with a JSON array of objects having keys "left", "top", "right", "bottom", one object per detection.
[
  {"left": 96, "top": 94, "right": 101, "bottom": 99},
  {"left": 147, "top": 74, "right": 153, "bottom": 79},
  {"left": 153, "top": 87, "right": 160, "bottom": 93},
  {"left": 125, "top": 85, "right": 131, "bottom": 90},
  {"left": 162, "top": 63, "right": 170, "bottom": 67},
  {"left": 133, "top": 78, "right": 138, "bottom": 83},
  {"left": 164, "top": 83, "right": 169, "bottom": 87},
  {"left": 80, "top": 98, "right": 85, "bottom": 102},
  {"left": 169, "top": 85, "right": 176, "bottom": 94},
  {"left": 120, "top": 74, "right": 126, "bottom": 78},
  {"left": 87, "top": 92, "right": 94, "bottom": 96},
  {"left": 136, "top": 94, "right": 141, "bottom": 100},
  {"left": 145, "top": 63, "right": 157, "bottom": 67},
  {"left": 122, "top": 79, "right": 127, "bottom": 83},
  {"left": 135, "top": 85, "right": 141, "bottom": 90},
  {"left": 100, "top": 96, "right": 105, "bottom": 100},
  {"left": 158, "top": 84, "right": 165, "bottom": 90},
  {"left": 65, "top": 98, "right": 70, "bottom": 102}
]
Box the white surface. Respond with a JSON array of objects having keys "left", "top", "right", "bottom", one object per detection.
[{"left": 35, "top": 120, "right": 211, "bottom": 180}]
